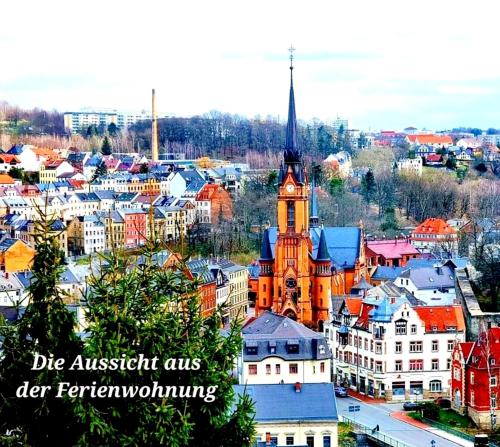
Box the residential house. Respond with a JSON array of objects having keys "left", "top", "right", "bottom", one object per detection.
[
  {"left": 396, "top": 157, "right": 422, "bottom": 176},
  {"left": 406, "top": 134, "right": 453, "bottom": 148},
  {"left": 0, "top": 154, "right": 21, "bottom": 173},
  {"left": 241, "top": 311, "right": 331, "bottom": 385},
  {"left": 366, "top": 239, "right": 421, "bottom": 268},
  {"left": 452, "top": 328, "right": 500, "bottom": 429},
  {"left": 233, "top": 383, "right": 338, "bottom": 447},
  {"left": 325, "top": 296, "right": 465, "bottom": 400},
  {"left": 195, "top": 183, "right": 233, "bottom": 224},
  {"left": 121, "top": 209, "right": 147, "bottom": 247},
  {"left": 410, "top": 218, "right": 458, "bottom": 256},
  {"left": 67, "top": 215, "right": 105, "bottom": 255},
  {"left": 169, "top": 170, "right": 205, "bottom": 198},
  {"left": 0, "top": 238, "right": 35, "bottom": 272},
  {"left": 395, "top": 266, "right": 456, "bottom": 305},
  {"left": 185, "top": 259, "right": 217, "bottom": 318},
  {"left": 0, "top": 174, "right": 18, "bottom": 187},
  {"left": 39, "top": 160, "right": 74, "bottom": 184},
  {"left": 216, "top": 259, "right": 248, "bottom": 322},
  {"left": 0, "top": 272, "right": 24, "bottom": 307}
]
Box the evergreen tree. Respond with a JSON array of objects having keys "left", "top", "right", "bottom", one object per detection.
[
  {"left": 0, "top": 215, "right": 83, "bottom": 445},
  {"left": 101, "top": 136, "right": 112, "bottom": 156},
  {"left": 107, "top": 122, "right": 118, "bottom": 136},
  {"left": 361, "top": 169, "right": 376, "bottom": 203},
  {"left": 380, "top": 207, "right": 399, "bottom": 232},
  {"left": 91, "top": 160, "right": 107, "bottom": 183},
  {"left": 0, "top": 221, "right": 255, "bottom": 446}
]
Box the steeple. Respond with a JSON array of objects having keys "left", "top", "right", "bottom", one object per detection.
[
  {"left": 260, "top": 228, "right": 274, "bottom": 261},
  {"left": 316, "top": 227, "right": 331, "bottom": 262},
  {"left": 283, "top": 46, "right": 301, "bottom": 166},
  {"left": 310, "top": 173, "right": 319, "bottom": 227}
]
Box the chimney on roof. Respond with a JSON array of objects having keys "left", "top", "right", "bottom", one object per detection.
[
  {"left": 436, "top": 266, "right": 443, "bottom": 275},
  {"left": 295, "top": 382, "right": 302, "bottom": 393},
  {"left": 390, "top": 296, "right": 396, "bottom": 304},
  {"left": 265, "top": 432, "right": 271, "bottom": 447}
]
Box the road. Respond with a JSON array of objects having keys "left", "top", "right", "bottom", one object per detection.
[{"left": 336, "top": 397, "right": 471, "bottom": 447}]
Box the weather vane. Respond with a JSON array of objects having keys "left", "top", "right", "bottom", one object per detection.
[{"left": 288, "top": 45, "right": 295, "bottom": 70}]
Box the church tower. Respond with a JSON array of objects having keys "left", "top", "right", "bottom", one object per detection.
[{"left": 257, "top": 50, "right": 315, "bottom": 325}]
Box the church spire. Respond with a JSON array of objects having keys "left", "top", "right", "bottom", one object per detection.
[{"left": 284, "top": 46, "right": 301, "bottom": 165}]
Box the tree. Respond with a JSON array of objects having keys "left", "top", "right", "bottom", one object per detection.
[
  {"left": 107, "top": 122, "right": 118, "bottom": 136},
  {"left": 470, "top": 128, "right": 482, "bottom": 137},
  {"left": 0, "top": 220, "right": 256, "bottom": 446},
  {"left": 328, "top": 176, "right": 344, "bottom": 197},
  {"left": 101, "top": 136, "right": 112, "bottom": 156},
  {"left": 361, "top": 170, "right": 376, "bottom": 203},
  {"left": 380, "top": 207, "right": 399, "bottom": 232},
  {"left": 473, "top": 161, "right": 488, "bottom": 175},
  {"left": 0, "top": 214, "right": 83, "bottom": 445},
  {"left": 91, "top": 160, "right": 107, "bottom": 183},
  {"left": 8, "top": 166, "right": 24, "bottom": 180}
]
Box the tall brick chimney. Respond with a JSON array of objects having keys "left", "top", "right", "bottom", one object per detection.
[{"left": 151, "top": 88, "right": 159, "bottom": 162}]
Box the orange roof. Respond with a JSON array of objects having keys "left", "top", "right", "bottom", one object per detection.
[
  {"left": 0, "top": 154, "right": 20, "bottom": 163},
  {"left": 33, "top": 147, "right": 59, "bottom": 160},
  {"left": 0, "top": 174, "right": 15, "bottom": 185},
  {"left": 407, "top": 134, "right": 453, "bottom": 145},
  {"left": 196, "top": 183, "right": 224, "bottom": 201},
  {"left": 413, "top": 218, "right": 456, "bottom": 235},
  {"left": 414, "top": 306, "right": 465, "bottom": 333},
  {"left": 344, "top": 298, "right": 363, "bottom": 316}
]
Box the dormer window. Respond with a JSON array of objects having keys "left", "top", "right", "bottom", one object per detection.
[
  {"left": 287, "top": 340, "right": 299, "bottom": 354},
  {"left": 245, "top": 341, "right": 258, "bottom": 355},
  {"left": 319, "top": 345, "right": 326, "bottom": 355},
  {"left": 268, "top": 340, "right": 276, "bottom": 354}
]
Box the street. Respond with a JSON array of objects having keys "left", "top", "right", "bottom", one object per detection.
[{"left": 336, "top": 397, "right": 472, "bottom": 447}]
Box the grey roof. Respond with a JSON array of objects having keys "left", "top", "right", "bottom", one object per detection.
[
  {"left": 242, "top": 311, "right": 330, "bottom": 361},
  {"left": 233, "top": 383, "right": 338, "bottom": 422},
  {"left": 371, "top": 266, "right": 404, "bottom": 281},
  {"left": 399, "top": 266, "right": 455, "bottom": 290}
]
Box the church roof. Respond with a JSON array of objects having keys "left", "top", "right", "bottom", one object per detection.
[
  {"left": 266, "top": 226, "right": 361, "bottom": 269},
  {"left": 259, "top": 228, "right": 274, "bottom": 261}
]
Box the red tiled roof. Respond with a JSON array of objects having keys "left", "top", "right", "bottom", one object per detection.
[
  {"left": 467, "top": 328, "right": 500, "bottom": 369},
  {"left": 196, "top": 183, "right": 224, "bottom": 201},
  {"left": 407, "top": 134, "right": 453, "bottom": 145},
  {"left": 414, "top": 306, "right": 465, "bottom": 333},
  {"left": 0, "top": 154, "right": 20, "bottom": 163},
  {"left": 426, "top": 154, "right": 442, "bottom": 162},
  {"left": 367, "top": 239, "right": 419, "bottom": 260},
  {"left": 354, "top": 303, "right": 374, "bottom": 330},
  {"left": 345, "top": 298, "right": 363, "bottom": 316},
  {"left": 412, "top": 218, "right": 457, "bottom": 236}
]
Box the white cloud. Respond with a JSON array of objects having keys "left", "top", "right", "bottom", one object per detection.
[{"left": 1, "top": 0, "right": 500, "bottom": 129}]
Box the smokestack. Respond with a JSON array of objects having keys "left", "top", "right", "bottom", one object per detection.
[
  {"left": 295, "top": 382, "right": 302, "bottom": 393},
  {"left": 151, "top": 88, "right": 159, "bottom": 162}
]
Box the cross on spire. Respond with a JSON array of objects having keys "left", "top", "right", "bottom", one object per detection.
[{"left": 289, "top": 45, "right": 295, "bottom": 70}]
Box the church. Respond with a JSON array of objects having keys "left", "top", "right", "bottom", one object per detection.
[{"left": 256, "top": 59, "right": 367, "bottom": 331}]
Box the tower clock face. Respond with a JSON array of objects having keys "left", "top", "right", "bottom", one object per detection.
[
  {"left": 286, "top": 184, "right": 295, "bottom": 193},
  {"left": 286, "top": 278, "right": 297, "bottom": 288}
]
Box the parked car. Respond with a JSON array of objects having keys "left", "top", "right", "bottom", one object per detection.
[
  {"left": 403, "top": 401, "right": 422, "bottom": 411},
  {"left": 434, "top": 397, "right": 451, "bottom": 408},
  {"left": 334, "top": 386, "right": 348, "bottom": 398}
]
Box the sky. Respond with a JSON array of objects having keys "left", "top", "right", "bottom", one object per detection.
[{"left": 1, "top": 0, "right": 500, "bottom": 131}]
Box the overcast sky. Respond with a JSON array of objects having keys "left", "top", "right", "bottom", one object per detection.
[{"left": 1, "top": 0, "right": 499, "bottom": 130}]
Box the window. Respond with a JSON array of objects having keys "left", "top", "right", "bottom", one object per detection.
[
  {"left": 248, "top": 364, "right": 257, "bottom": 375},
  {"left": 320, "top": 362, "right": 325, "bottom": 373},
  {"left": 447, "top": 359, "right": 451, "bottom": 370},
  {"left": 448, "top": 340, "right": 454, "bottom": 351},
  {"left": 375, "top": 361, "right": 383, "bottom": 373},
  {"left": 266, "top": 364, "right": 271, "bottom": 375},
  {"left": 364, "top": 339, "right": 368, "bottom": 350},
  {"left": 306, "top": 436, "right": 314, "bottom": 447},
  {"left": 491, "top": 376, "right": 497, "bottom": 387},
  {"left": 432, "top": 359, "right": 439, "bottom": 371},
  {"left": 395, "top": 360, "right": 402, "bottom": 372},
  {"left": 289, "top": 363, "right": 298, "bottom": 374},
  {"left": 395, "top": 342, "right": 402, "bottom": 354},
  {"left": 492, "top": 394, "right": 497, "bottom": 409},
  {"left": 430, "top": 380, "right": 442, "bottom": 392},
  {"left": 286, "top": 436, "right": 294, "bottom": 445},
  {"left": 287, "top": 201, "right": 295, "bottom": 228},
  {"left": 287, "top": 342, "right": 299, "bottom": 354},
  {"left": 411, "top": 324, "right": 417, "bottom": 334},
  {"left": 409, "top": 360, "right": 423, "bottom": 371},
  {"left": 471, "top": 391, "right": 475, "bottom": 406},
  {"left": 470, "top": 372, "right": 474, "bottom": 384},
  {"left": 375, "top": 342, "right": 382, "bottom": 354},
  {"left": 323, "top": 435, "right": 331, "bottom": 447},
  {"left": 432, "top": 340, "right": 439, "bottom": 352},
  {"left": 453, "top": 367, "right": 461, "bottom": 380},
  {"left": 395, "top": 320, "right": 407, "bottom": 335},
  {"left": 276, "top": 364, "right": 281, "bottom": 374},
  {"left": 409, "top": 341, "right": 423, "bottom": 353}
]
